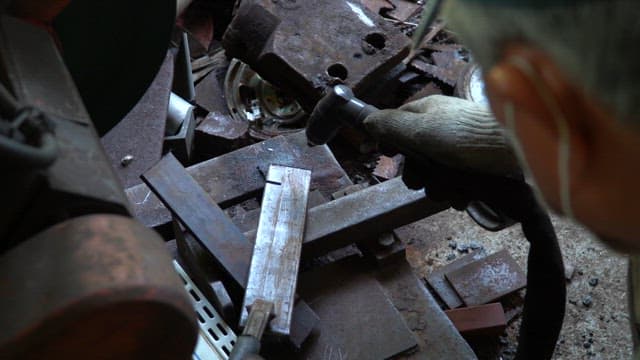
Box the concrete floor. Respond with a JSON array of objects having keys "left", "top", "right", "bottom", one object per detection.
[{"left": 400, "top": 208, "right": 632, "bottom": 359}]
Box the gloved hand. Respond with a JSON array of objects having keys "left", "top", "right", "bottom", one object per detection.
[
  {"left": 364, "top": 95, "right": 528, "bottom": 218},
  {"left": 365, "top": 95, "right": 566, "bottom": 360}
]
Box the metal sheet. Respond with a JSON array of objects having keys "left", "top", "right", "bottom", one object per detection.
[
  {"left": 128, "top": 132, "right": 351, "bottom": 234},
  {"left": 376, "top": 260, "right": 477, "bottom": 359},
  {"left": 298, "top": 256, "right": 418, "bottom": 360},
  {"left": 241, "top": 166, "right": 311, "bottom": 338},
  {"left": 426, "top": 251, "right": 486, "bottom": 309},
  {"left": 102, "top": 51, "right": 174, "bottom": 188},
  {"left": 445, "top": 249, "right": 527, "bottom": 307}
]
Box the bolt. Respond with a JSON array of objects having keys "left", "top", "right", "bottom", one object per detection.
[{"left": 121, "top": 155, "right": 134, "bottom": 167}]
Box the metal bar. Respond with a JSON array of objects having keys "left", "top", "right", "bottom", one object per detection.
[
  {"left": 244, "top": 177, "right": 450, "bottom": 258},
  {"left": 127, "top": 132, "right": 351, "bottom": 235},
  {"left": 141, "top": 154, "right": 319, "bottom": 348},
  {"left": 142, "top": 153, "right": 254, "bottom": 297},
  {"left": 241, "top": 165, "right": 311, "bottom": 338}
]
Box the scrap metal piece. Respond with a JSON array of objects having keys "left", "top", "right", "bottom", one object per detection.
[
  {"left": 243, "top": 177, "right": 448, "bottom": 259},
  {"left": 426, "top": 251, "right": 486, "bottom": 309},
  {"left": 455, "top": 63, "right": 489, "bottom": 107},
  {"left": 241, "top": 166, "right": 312, "bottom": 338},
  {"left": 445, "top": 303, "right": 507, "bottom": 338},
  {"left": 141, "top": 154, "right": 319, "bottom": 349},
  {"left": 298, "top": 256, "right": 418, "bottom": 360},
  {"left": 222, "top": 0, "right": 411, "bottom": 112},
  {"left": 376, "top": 260, "right": 477, "bottom": 359},
  {"left": 127, "top": 133, "right": 351, "bottom": 235},
  {"left": 142, "top": 153, "right": 255, "bottom": 297},
  {"left": 373, "top": 154, "right": 404, "bottom": 180},
  {"left": 164, "top": 93, "right": 197, "bottom": 162},
  {"left": 174, "top": 260, "right": 237, "bottom": 360},
  {"left": 300, "top": 177, "right": 449, "bottom": 258},
  {"left": 0, "top": 215, "right": 197, "bottom": 359},
  {"left": 410, "top": 51, "right": 468, "bottom": 86},
  {"left": 445, "top": 249, "right": 527, "bottom": 306}
]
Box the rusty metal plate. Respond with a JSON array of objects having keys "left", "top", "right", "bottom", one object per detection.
[
  {"left": 445, "top": 249, "right": 527, "bottom": 307},
  {"left": 298, "top": 256, "right": 417, "bottom": 359},
  {"left": 127, "top": 132, "right": 351, "bottom": 235},
  {"left": 376, "top": 260, "right": 477, "bottom": 359},
  {"left": 222, "top": 0, "right": 410, "bottom": 111},
  {"left": 426, "top": 251, "right": 486, "bottom": 309}
]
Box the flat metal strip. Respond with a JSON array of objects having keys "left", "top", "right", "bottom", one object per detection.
[
  {"left": 241, "top": 165, "right": 312, "bottom": 338},
  {"left": 173, "top": 261, "right": 236, "bottom": 360}
]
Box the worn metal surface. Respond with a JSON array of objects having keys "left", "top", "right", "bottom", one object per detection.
[
  {"left": 127, "top": 132, "right": 351, "bottom": 235},
  {"left": 141, "top": 154, "right": 319, "bottom": 349},
  {"left": 446, "top": 249, "right": 527, "bottom": 307},
  {"left": 244, "top": 178, "right": 448, "bottom": 259},
  {"left": 142, "top": 153, "right": 254, "bottom": 297},
  {"left": 298, "top": 256, "right": 417, "bottom": 359},
  {"left": 174, "top": 260, "right": 236, "bottom": 360},
  {"left": 445, "top": 303, "right": 507, "bottom": 338},
  {"left": 222, "top": 0, "right": 410, "bottom": 112},
  {"left": 0, "top": 16, "right": 129, "bottom": 245},
  {"left": 410, "top": 51, "right": 468, "bottom": 87},
  {"left": 376, "top": 260, "right": 477, "bottom": 359},
  {"left": 426, "top": 251, "right": 486, "bottom": 309},
  {"left": 0, "top": 215, "right": 197, "bottom": 359},
  {"left": 301, "top": 177, "right": 449, "bottom": 258},
  {"left": 241, "top": 166, "right": 311, "bottom": 338},
  {"left": 102, "top": 52, "right": 174, "bottom": 188}
]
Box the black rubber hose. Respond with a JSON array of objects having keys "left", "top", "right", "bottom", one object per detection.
[{"left": 515, "top": 203, "right": 566, "bottom": 359}]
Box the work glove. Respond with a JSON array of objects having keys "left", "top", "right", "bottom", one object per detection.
[
  {"left": 364, "top": 95, "right": 566, "bottom": 360},
  {"left": 364, "top": 95, "right": 524, "bottom": 215}
]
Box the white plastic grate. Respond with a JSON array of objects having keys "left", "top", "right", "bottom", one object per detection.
[{"left": 173, "top": 261, "right": 237, "bottom": 360}]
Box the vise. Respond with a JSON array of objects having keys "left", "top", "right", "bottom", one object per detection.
[{"left": 222, "top": 0, "right": 410, "bottom": 112}]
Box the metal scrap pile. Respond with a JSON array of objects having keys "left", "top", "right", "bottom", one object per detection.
[{"left": 100, "top": 1, "right": 505, "bottom": 359}]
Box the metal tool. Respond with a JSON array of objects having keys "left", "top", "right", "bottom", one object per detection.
[
  {"left": 305, "top": 85, "right": 377, "bottom": 146},
  {"left": 229, "top": 300, "right": 273, "bottom": 360},
  {"left": 240, "top": 165, "right": 312, "bottom": 338}
]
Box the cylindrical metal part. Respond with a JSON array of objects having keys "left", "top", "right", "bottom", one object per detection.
[
  {"left": 166, "top": 92, "right": 194, "bottom": 136},
  {"left": 0, "top": 214, "right": 198, "bottom": 359},
  {"left": 305, "top": 85, "right": 377, "bottom": 146}
]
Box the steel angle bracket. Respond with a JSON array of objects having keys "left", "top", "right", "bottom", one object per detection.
[{"left": 240, "top": 165, "right": 312, "bottom": 338}]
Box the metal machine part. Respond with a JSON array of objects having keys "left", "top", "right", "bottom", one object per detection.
[
  {"left": 222, "top": 0, "right": 410, "bottom": 112},
  {"left": 0, "top": 15, "right": 129, "bottom": 249},
  {"left": 167, "top": 92, "right": 194, "bottom": 136},
  {"left": 174, "top": 260, "right": 237, "bottom": 360},
  {"left": 305, "top": 85, "right": 377, "bottom": 145},
  {"left": 0, "top": 215, "right": 197, "bottom": 359},
  {"left": 225, "top": 59, "right": 307, "bottom": 139},
  {"left": 164, "top": 93, "right": 197, "bottom": 162},
  {"left": 241, "top": 165, "right": 311, "bottom": 338},
  {"left": 455, "top": 62, "right": 490, "bottom": 108}
]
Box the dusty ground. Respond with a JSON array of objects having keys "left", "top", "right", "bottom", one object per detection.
[{"left": 400, "top": 208, "right": 632, "bottom": 359}]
